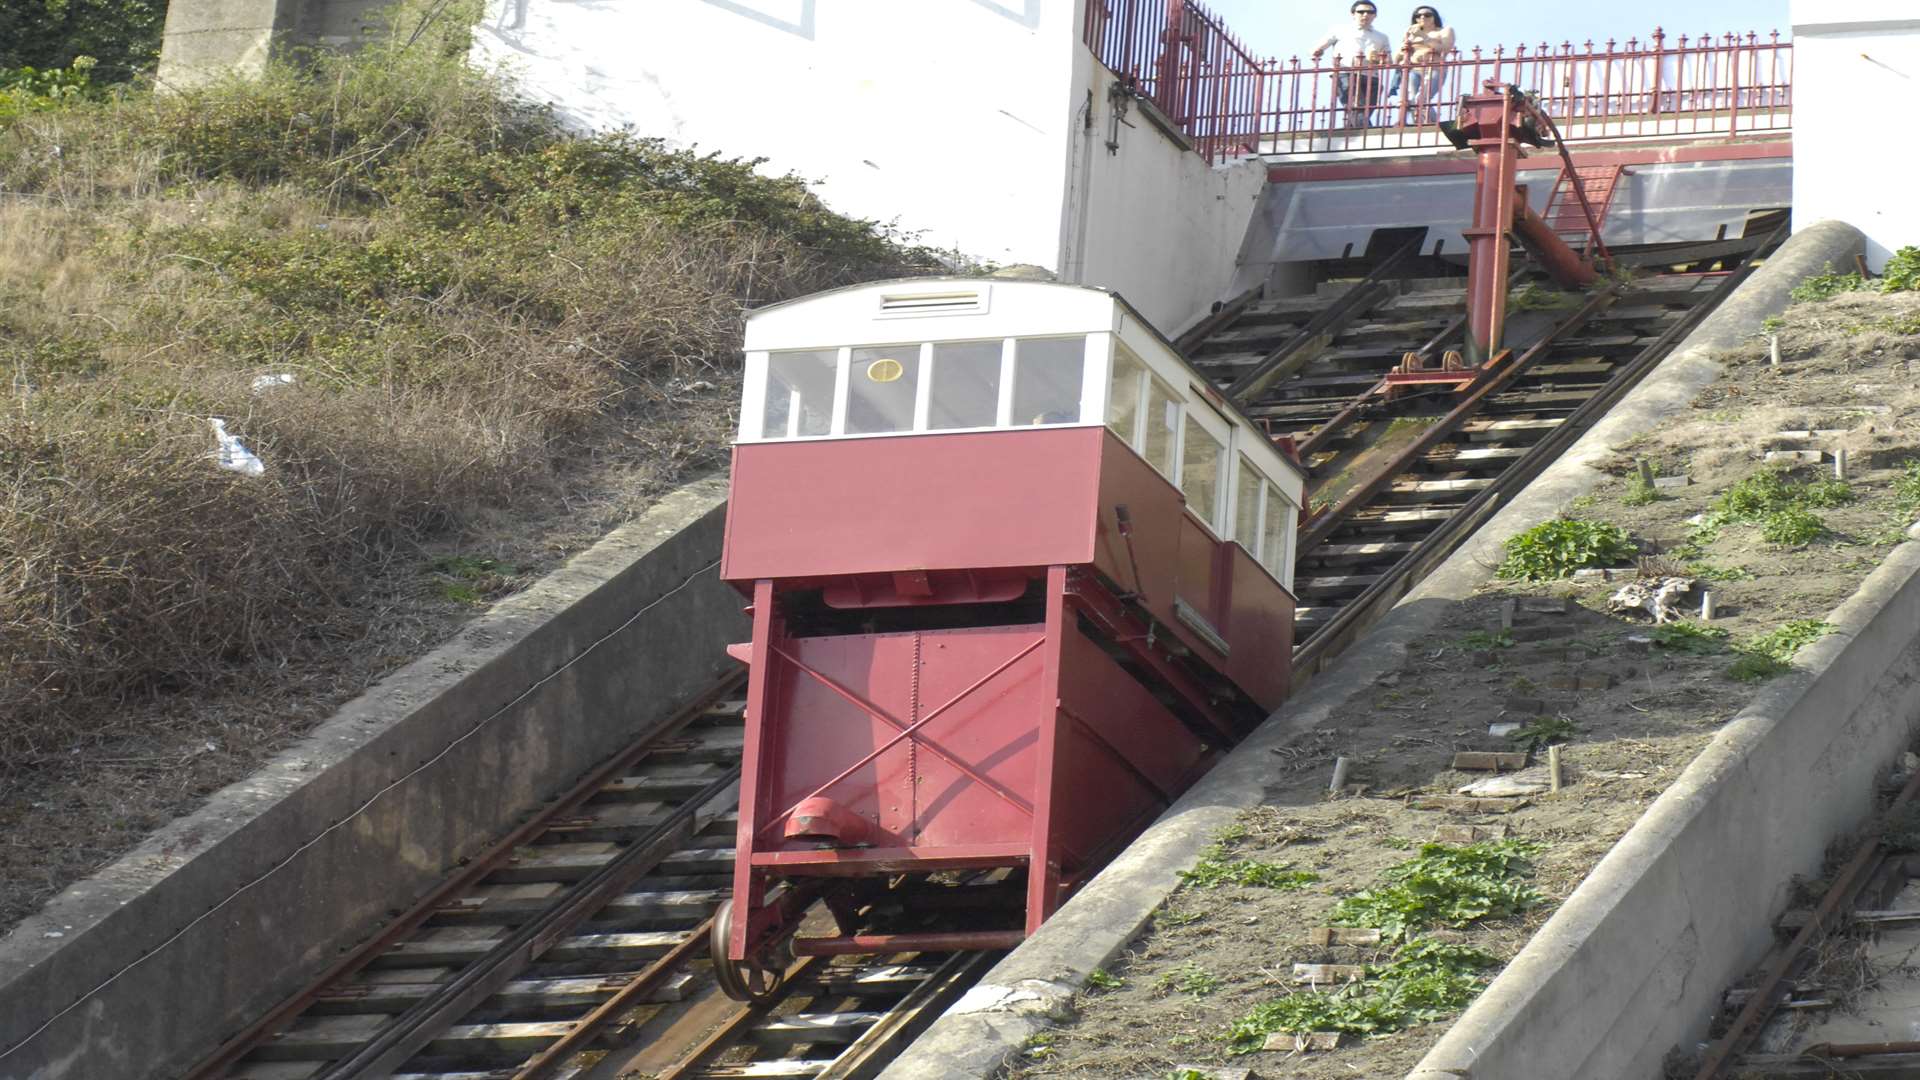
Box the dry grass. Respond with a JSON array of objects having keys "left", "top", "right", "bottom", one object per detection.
[{"left": 0, "top": 1, "right": 933, "bottom": 927}]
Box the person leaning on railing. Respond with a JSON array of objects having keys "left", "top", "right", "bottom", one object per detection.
[
  {"left": 1310, "top": 0, "right": 1393, "bottom": 128},
  {"left": 1388, "top": 6, "right": 1454, "bottom": 124}
]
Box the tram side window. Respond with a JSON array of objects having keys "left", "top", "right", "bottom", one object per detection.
[
  {"left": 763, "top": 349, "right": 838, "bottom": 439},
  {"left": 1235, "top": 456, "right": 1262, "bottom": 553},
  {"left": 1181, "top": 420, "right": 1226, "bottom": 531},
  {"left": 1012, "top": 336, "right": 1085, "bottom": 426},
  {"left": 1107, "top": 345, "right": 1144, "bottom": 444},
  {"left": 1142, "top": 377, "right": 1180, "bottom": 478},
  {"left": 1261, "top": 482, "right": 1294, "bottom": 580},
  {"left": 845, "top": 346, "right": 921, "bottom": 435},
  {"left": 928, "top": 340, "right": 1003, "bottom": 430}
]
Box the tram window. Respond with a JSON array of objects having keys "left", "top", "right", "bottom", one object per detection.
[
  {"left": 845, "top": 346, "right": 921, "bottom": 434},
  {"left": 1261, "top": 483, "right": 1293, "bottom": 580},
  {"left": 1182, "top": 421, "right": 1226, "bottom": 530},
  {"left": 1142, "top": 377, "right": 1180, "bottom": 477},
  {"left": 1235, "top": 456, "right": 1262, "bottom": 553},
  {"left": 1012, "top": 336, "right": 1085, "bottom": 425},
  {"left": 763, "top": 349, "right": 837, "bottom": 438},
  {"left": 1107, "top": 345, "right": 1144, "bottom": 444},
  {"left": 928, "top": 340, "right": 1002, "bottom": 431}
]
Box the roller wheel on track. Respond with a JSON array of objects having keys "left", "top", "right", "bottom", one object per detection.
[{"left": 710, "top": 899, "right": 789, "bottom": 1003}]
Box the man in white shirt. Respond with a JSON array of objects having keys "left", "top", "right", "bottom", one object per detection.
[{"left": 1310, "top": 1, "right": 1393, "bottom": 128}]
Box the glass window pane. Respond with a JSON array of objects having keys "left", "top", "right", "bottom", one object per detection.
[
  {"left": 1107, "top": 345, "right": 1143, "bottom": 443},
  {"left": 1235, "top": 456, "right": 1262, "bottom": 553},
  {"left": 846, "top": 346, "right": 921, "bottom": 435},
  {"left": 1262, "top": 482, "right": 1291, "bottom": 578},
  {"left": 1012, "top": 336, "right": 1085, "bottom": 426},
  {"left": 1143, "top": 377, "right": 1179, "bottom": 477},
  {"left": 763, "top": 349, "right": 838, "bottom": 438},
  {"left": 928, "top": 340, "right": 1002, "bottom": 431},
  {"left": 1182, "top": 422, "right": 1225, "bottom": 530}
]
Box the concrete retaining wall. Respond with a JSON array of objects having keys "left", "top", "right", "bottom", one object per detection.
[
  {"left": 0, "top": 476, "right": 744, "bottom": 1080},
  {"left": 878, "top": 219, "right": 1872, "bottom": 1080}
]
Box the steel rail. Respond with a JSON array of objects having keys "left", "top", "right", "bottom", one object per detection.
[
  {"left": 183, "top": 675, "right": 745, "bottom": 1080},
  {"left": 1173, "top": 283, "right": 1264, "bottom": 355},
  {"left": 1225, "top": 235, "right": 1421, "bottom": 401},
  {"left": 653, "top": 956, "right": 828, "bottom": 1080},
  {"left": 1292, "top": 264, "right": 1531, "bottom": 462},
  {"left": 1292, "top": 224, "right": 1783, "bottom": 674},
  {"left": 1294, "top": 286, "right": 1619, "bottom": 556},
  {"left": 513, "top": 915, "right": 719, "bottom": 1079},
  {"left": 1694, "top": 763, "right": 1920, "bottom": 1079},
  {"left": 814, "top": 951, "right": 1004, "bottom": 1080},
  {"left": 312, "top": 771, "right": 742, "bottom": 1079}
]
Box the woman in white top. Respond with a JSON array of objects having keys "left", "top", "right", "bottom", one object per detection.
[{"left": 1390, "top": 6, "right": 1456, "bottom": 125}]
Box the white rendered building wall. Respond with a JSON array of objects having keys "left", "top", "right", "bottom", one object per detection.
[
  {"left": 1789, "top": 6, "right": 1920, "bottom": 270},
  {"left": 471, "top": 0, "right": 1078, "bottom": 269},
  {"left": 1059, "top": 55, "right": 1269, "bottom": 335}
]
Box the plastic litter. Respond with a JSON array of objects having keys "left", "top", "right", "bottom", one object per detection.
[
  {"left": 209, "top": 418, "right": 265, "bottom": 476},
  {"left": 250, "top": 372, "right": 296, "bottom": 393}
]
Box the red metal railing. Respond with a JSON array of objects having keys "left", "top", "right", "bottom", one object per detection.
[{"left": 1082, "top": 4, "right": 1793, "bottom": 162}]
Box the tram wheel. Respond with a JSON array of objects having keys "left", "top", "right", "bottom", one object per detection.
[{"left": 710, "top": 899, "right": 789, "bottom": 1003}]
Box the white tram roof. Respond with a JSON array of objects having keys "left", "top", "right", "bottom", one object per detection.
[{"left": 743, "top": 277, "right": 1307, "bottom": 496}]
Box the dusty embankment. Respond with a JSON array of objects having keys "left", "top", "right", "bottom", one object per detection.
[
  {"left": 1002, "top": 271, "right": 1920, "bottom": 1080},
  {"left": 0, "top": 9, "right": 929, "bottom": 935}
]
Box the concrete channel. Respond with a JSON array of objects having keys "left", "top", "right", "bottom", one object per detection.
[
  {"left": 877, "top": 219, "right": 1889, "bottom": 1080},
  {"left": 0, "top": 221, "right": 1891, "bottom": 1080},
  {"left": 0, "top": 478, "right": 745, "bottom": 1080}
]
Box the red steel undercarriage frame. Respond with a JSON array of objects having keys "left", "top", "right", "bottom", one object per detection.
[{"left": 716, "top": 564, "right": 1245, "bottom": 1000}]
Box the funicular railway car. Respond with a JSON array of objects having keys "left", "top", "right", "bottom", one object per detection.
[{"left": 712, "top": 278, "right": 1305, "bottom": 999}]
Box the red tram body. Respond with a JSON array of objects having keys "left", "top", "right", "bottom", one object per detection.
[{"left": 714, "top": 280, "right": 1305, "bottom": 997}]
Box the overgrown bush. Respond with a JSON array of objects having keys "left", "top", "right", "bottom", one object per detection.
[
  {"left": 0, "top": 4, "right": 935, "bottom": 754},
  {"left": 1884, "top": 246, "right": 1920, "bottom": 292},
  {"left": 1497, "top": 518, "right": 1636, "bottom": 581}
]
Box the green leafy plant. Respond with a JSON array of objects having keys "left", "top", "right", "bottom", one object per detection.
[
  {"left": 1223, "top": 939, "right": 1500, "bottom": 1048},
  {"left": 1508, "top": 284, "right": 1575, "bottom": 311},
  {"left": 1506, "top": 715, "right": 1577, "bottom": 752},
  {"left": 1686, "top": 560, "right": 1755, "bottom": 582},
  {"left": 1649, "top": 621, "right": 1730, "bottom": 655},
  {"left": 1761, "top": 506, "right": 1825, "bottom": 545},
  {"left": 1880, "top": 246, "right": 1920, "bottom": 293},
  {"left": 1329, "top": 839, "right": 1544, "bottom": 941},
  {"left": 1801, "top": 479, "right": 1856, "bottom": 508},
  {"left": 1159, "top": 961, "right": 1221, "bottom": 998},
  {"left": 1086, "top": 968, "right": 1123, "bottom": 990},
  {"left": 1498, "top": 518, "right": 1636, "bottom": 581},
  {"left": 1461, "top": 628, "right": 1516, "bottom": 650},
  {"left": 1893, "top": 462, "right": 1920, "bottom": 521},
  {"left": 1180, "top": 856, "right": 1319, "bottom": 891},
  {"left": 1728, "top": 620, "right": 1830, "bottom": 681},
  {"left": 1759, "top": 315, "right": 1785, "bottom": 334},
  {"left": 1790, "top": 264, "right": 1870, "bottom": 302}
]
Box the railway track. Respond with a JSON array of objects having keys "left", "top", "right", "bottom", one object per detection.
[
  {"left": 187, "top": 682, "right": 995, "bottom": 1080},
  {"left": 185, "top": 233, "right": 1780, "bottom": 1080},
  {"left": 1183, "top": 232, "right": 1782, "bottom": 663}
]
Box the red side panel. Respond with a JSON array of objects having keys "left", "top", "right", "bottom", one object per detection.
[
  {"left": 1223, "top": 544, "right": 1294, "bottom": 710},
  {"left": 723, "top": 428, "right": 1105, "bottom": 583},
  {"left": 753, "top": 626, "right": 1046, "bottom": 855},
  {"left": 1049, "top": 624, "right": 1215, "bottom": 873}
]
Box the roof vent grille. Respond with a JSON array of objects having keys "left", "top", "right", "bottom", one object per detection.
[{"left": 877, "top": 288, "right": 988, "bottom": 317}]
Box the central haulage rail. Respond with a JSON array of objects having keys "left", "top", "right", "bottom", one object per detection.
[{"left": 1085, "top": 0, "right": 1791, "bottom": 161}]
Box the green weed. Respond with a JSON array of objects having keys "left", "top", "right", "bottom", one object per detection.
[
  {"left": 1180, "top": 856, "right": 1319, "bottom": 891},
  {"left": 1223, "top": 939, "right": 1499, "bottom": 1048},
  {"left": 1790, "top": 265, "right": 1870, "bottom": 302},
  {"left": 1329, "top": 839, "right": 1544, "bottom": 941},
  {"left": 1461, "top": 628, "right": 1516, "bottom": 650},
  {"left": 1880, "top": 246, "right": 1920, "bottom": 292},
  {"left": 1498, "top": 518, "right": 1636, "bottom": 581},
  {"left": 1893, "top": 462, "right": 1920, "bottom": 521},
  {"left": 1507, "top": 716, "right": 1577, "bottom": 752},
  {"left": 1761, "top": 506, "right": 1826, "bottom": 545},
  {"left": 1159, "top": 962, "right": 1221, "bottom": 998},
  {"left": 1508, "top": 284, "right": 1576, "bottom": 311},
  {"left": 1728, "top": 620, "right": 1830, "bottom": 681},
  {"left": 1086, "top": 969, "right": 1123, "bottom": 990},
  {"left": 1649, "top": 621, "right": 1730, "bottom": 655}
]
